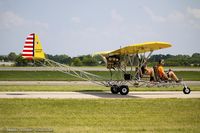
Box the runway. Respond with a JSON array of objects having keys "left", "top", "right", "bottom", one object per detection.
[
  {"left": 0, "top": 91, "right": 199, "bottom": 99},
  {"left": 1, "top": 81, "right": 200, "bottom": 85}
]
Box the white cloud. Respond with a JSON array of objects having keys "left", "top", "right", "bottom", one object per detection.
[
  {"left": 85, "top": 27, "right": 96, "bottom": 32},
  {"left": 144, "top": 6, "right": 186, "bottom": 23},
  {"left": 0, "top": 11, "right": 48, "bottom": 30},
  {"left": 167, "top": 11, "right": 185, "bottom": 22},
  {"left": 71, "top": 17, "right": 81, "bottom": 23},
  {"left": 33, "top": 21, "right": 49, "bottom": 29},
  {"left": 111, "top": 9, "right": 124, "bottom": 22},
  {"left": 144, "top": 6, "right": 200, "bottom": 30},
  {"left": 187, "top": 6, "right": 200, "bottom": 19},
  {"left": 143, "top": 6, "right": 165, "bottom": 22},
  {"left": 0, "top": 11, "right": 24, "bottom": 29}
]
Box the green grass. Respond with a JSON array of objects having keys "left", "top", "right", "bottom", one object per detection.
[
  {"left": 0, "top": 85, "right": 107, "bottom": 92},
  {"left": 176, "top": 71, "right": 200, "bottom": 81},
  {"left": 0, "top": 85, "right": 199, "bottom": 92},
  {"left": 0, "top": 71, "right": 80, "bottom": 81},
  {"left": 0, "top": 99, "right": 199, "bottom": 133},
  {"left": 0, "top": 71, "right": 200, "bottom": 81}
]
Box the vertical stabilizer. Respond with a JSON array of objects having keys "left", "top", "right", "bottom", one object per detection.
[
  {"left": 34, "top": 34, "right": 45, "bottom": 59},
  {"left": 22, "top": 33, "right": 45, "bottom": 60}
]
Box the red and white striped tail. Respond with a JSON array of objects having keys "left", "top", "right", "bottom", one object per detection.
[{"left": 22, "top": 33, "right": 34, "bottom": 59}]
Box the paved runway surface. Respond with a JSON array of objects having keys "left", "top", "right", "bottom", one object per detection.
[
  {"left": 0, "top": 91, "right": 199, "bottom": 99},
  {"left": 1, "top": 81, "right": 200, "bottom": 86}
]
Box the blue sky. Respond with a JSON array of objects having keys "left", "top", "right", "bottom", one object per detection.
[{"left": 0, "top": 0, "right": 200, "bottom": 57}]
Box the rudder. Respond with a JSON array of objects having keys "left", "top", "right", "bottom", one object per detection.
[{"left": 22, "top": 33, "right": 45, "bottom": 60}]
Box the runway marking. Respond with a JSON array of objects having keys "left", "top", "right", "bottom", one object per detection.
[{"left": 0, "top": 91, "right": 199, "bottom": 99}]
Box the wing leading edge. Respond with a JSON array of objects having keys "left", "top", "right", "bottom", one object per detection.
[{"left": 94, "top": 42, "right": 172, "bottom": 57}]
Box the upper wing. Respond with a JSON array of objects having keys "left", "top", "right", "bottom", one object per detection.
[
  {"left": 93, "top": 50, "right": 114, "bottom": 56},
  {"left": 94, "top": 42, "right": 172, "bottom": 56}
]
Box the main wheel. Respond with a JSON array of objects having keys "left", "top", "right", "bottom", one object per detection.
[
  {"left": 183, "top": 87, "right": 191, "bottom": 94},
  {"left": 111, "top": 85, "right": 119, "bottom": 94},
  {"left": 119, "top": 85, "right": 129, "bottom": 95}
]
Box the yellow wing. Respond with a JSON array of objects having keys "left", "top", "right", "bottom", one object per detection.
[
  {"left": 95, "top": 42, "right": 172, "bottom": 56},
  {"left": 93, "top": 51, "right": 113, "bottom": 56}
]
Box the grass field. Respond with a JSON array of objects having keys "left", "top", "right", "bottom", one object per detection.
[
  {"left": 0, "top": 71, "right": 200, "bottom": 81},
  {"left": 0, "top": 85, "right": 199, "bottom": 92},
  {"left": 0, "top": 99, "right": 199, "bottom": 133}
]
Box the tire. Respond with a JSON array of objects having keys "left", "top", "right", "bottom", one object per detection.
[
  {"left": 119, "top": 85, "right": 129, "bottom": 95},
  {"left": 111, "top": 85, "right": 119, "bottom": 94},
  {"left": 183, "top": 87, "right": 191, "bottom": 94}
]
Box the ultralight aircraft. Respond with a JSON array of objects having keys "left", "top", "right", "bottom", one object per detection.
[{"left": 22, "top": 33, "right": 191, "bottom": 95}]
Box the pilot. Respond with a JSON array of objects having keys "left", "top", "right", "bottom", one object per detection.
[
  {"left": 157, "top": 59, "right": 180, "bottom": 82},
  {"left": 141, "top": 62, "right": 154, "bottom": 81}
]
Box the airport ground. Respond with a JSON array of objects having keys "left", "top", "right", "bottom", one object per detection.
[
  {"left": 0, "top": 98, "right": 199, "bottom": 133},
  {"left": 0, "top": 70, "right": 200, "bottom": 81},
  {"left": 0, "top": 67, "right": 199, "bottom": 132}
]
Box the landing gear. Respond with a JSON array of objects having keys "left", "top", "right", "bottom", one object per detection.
[
  {"left": 119, "top": 85, "right": 129, "bottom": 95},
  {"left": 183, "top": 86, "right": 191, "bottom": 94},
  {"left": 110, "top": 85, "right": 129, "bottom": 95},
  {"left": 111, "top": 85, "right": 119, "bottom": 94}
]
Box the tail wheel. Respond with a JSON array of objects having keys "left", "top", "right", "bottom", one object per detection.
[
  {"left": 183, "top": 87, "right": 191, "bottom": 94},
  {"left": 111, "top": 85, "right": 119, "bottom": 94},
  {"left": 119, "top": 85, "right": 129, "bottom": 95}
]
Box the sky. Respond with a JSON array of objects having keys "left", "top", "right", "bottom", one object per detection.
[{"left": 0, "top": 0, "right": 200, "bottom": 57}]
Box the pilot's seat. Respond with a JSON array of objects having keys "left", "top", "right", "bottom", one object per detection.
[
  {"left": 153, "top": 65, "right": 169, "bottom": 82},
  {"left": 139, "top": 64, "right": 155, "bottom": 81}
]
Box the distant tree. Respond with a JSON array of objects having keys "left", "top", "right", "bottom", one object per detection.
[
  {"left": 8, "top": 52, "right": 17, "bottom": 61},
  {"left": 0, "top": 56, "right": 4, "bottom": 61},
  {"left": 15, "top": 55, "right": 30, "bottom": 66},
  {"left": 149, "top": 54, "right": 174, "bottom": 62},
  {"left": 192, "top": 53, "right": 200, "bottom": 58},
  {"left": 0, "top": 55, "right": 8, "bottom": 62},
  {"left": 165, "top": 54, "right": 174, "bottom": 59},
  {"left": 190, "top": 53, "right": 200, "bottom": 66},
  {"left": 82, "top": 55, "right": 98, "bottom": 66},
  {"left": 59, "top": 54, "right": 72, "bottom": 65},
  {"left": 72, "top": 58, "right": 82, "bottom": 66},
  {"left": 77, "top": 55, "right": 85, "bottom": 61},
  {"left": 12, "top": 52, "right": 200, "bottom": 67},
  {"left": 46, "top": 54, "right": 54, "bottom": 60},
  {"left": 46, "top": 54, "right": 71, "bottom": 65},
  {"left": 149, "top": 54, "right": 164, "bottom": 62}
]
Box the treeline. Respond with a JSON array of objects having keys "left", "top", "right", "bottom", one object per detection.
[
  {"left": 0, "top": 52, "right": 200, "bottom": 67},
  {"left": 0, "top": 52, "right": 104, "bottom": 66},
  {"left": 46, "top": 54, "right": 103, "bottom": 66},
  {"left": 149, "top": 53, "right": 200, "bottom": 66}
]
